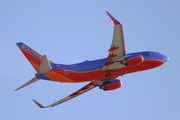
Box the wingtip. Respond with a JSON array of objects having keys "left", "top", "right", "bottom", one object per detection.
[
  {"left": 33, "top": 99, "right": 45, "bottom": 108},
  {"left": 106, "top": 12, "right": 120, "bottom": 25},
  {"left": 14, "top": 86, "right": 23, "bottom": 91}
]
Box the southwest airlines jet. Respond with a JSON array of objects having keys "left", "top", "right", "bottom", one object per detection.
[{"left": 15, "top": 12, "right": 169, "bottom": 108}]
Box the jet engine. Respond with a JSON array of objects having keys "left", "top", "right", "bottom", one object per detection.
[
  {"left": 121, "top": 54, "right": 143, "bottom": 66},
  {"left": 100, "top": 79, "right": 122, "bottom": 91}
]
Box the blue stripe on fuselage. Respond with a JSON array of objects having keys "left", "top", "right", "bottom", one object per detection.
[
  {"left": 35, "top": 73, "right": 52, "bottom": 81},
  {"left": 51, "top": 51, "right": 163, "bottom": 72},
  {"left": 53, "top": 59, "right": 107, "bottom": 72}
]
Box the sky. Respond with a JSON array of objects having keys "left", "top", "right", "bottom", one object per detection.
[{"left": 0, "top": 0, "right": 180, "bottom": 120}]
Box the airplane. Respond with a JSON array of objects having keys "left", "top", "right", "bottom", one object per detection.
[{"left": 15, "top": 12, "right": 169, "bottom": 108}]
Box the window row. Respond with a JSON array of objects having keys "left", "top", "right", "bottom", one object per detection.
[{"left": 70, "top": 61, "right": 106, "bottom": 69}]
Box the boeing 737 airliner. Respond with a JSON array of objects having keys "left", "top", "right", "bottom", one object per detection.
[{"left": 15, "top": 12, "right": 169, "bottom": 108}]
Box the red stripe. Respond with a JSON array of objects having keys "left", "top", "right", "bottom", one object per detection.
[
  {"left": 108, "top": 47, "right": 119, "bottom": 51},
  {"left": 106, "top": 55, "right": 117, "bottom": 59},
  {"left": 19, "top": 47, "right": 41, "bottom": 72}
]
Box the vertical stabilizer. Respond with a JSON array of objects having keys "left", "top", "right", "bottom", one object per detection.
[{"left": 16, "top": 42, "right": 43, "bottom": 72}]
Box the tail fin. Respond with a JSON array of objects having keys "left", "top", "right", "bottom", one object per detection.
[
  {"left": 15, "top": 43, "right": 52, "bottom": 91},
  {"left": 17, "top": 42, "right": 45, "bottom": 72}
]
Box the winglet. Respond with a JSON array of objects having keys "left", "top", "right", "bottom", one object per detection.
[
  {"left": 106, "top": 12, "right": 120, "bottom": 25},
  {"left": 33, "top": 99, "right": 45, "bottom": 108}
]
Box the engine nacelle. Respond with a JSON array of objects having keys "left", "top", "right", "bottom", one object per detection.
[
  {"left": 121, "top": 54, "right": 143, "bottom": 66},
  {"left": 100, "top": 79, "right": 122, "bottom": 91}
]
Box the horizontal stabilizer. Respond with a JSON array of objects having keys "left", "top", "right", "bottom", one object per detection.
[
  {"left": 15, "top": 77, "right": 40, "bottom": 91},
  {"left": 38, "top": 55, "right": 52, "bottom": 74}
]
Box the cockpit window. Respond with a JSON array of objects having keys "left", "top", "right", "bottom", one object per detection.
[{"left": 156, "top": 52, "right": 160, "bottom": 54}]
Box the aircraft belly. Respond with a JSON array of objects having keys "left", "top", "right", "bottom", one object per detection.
[
  {"left": 123, "top": 59, "right": 164, "bottom": 74},
  {"left": 68, "top": 70, "right": 102, "bottom": 82}
]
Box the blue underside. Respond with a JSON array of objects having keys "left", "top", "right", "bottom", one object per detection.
[
  {"left": 35, "top": 73, "right": 52, "bottom": 81},
  {"left": 104, "top": 79, "right": 120, "bottom": 85}
]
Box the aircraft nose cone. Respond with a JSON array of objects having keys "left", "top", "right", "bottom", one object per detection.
[{"left": 163, "top": 55, "right": 169, "bottom": 63}]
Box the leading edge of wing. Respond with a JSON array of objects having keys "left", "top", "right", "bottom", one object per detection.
[{"left": 33, "top": 81, "right": 104, "bottom": 108}]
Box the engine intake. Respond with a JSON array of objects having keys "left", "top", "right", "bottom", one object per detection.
[
  {"left": 100, "top": 79, "right": 122, "bottom": 91},
  {"left": 121, "top": 54, "right": 143, "bottom": 66}
]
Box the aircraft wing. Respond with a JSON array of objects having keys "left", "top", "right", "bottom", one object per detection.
[
  {"left": 33, "top": 81, "right": 104, "bottom": 108},
  {"left": 102, "top": 12, "right": 126, "bottom": 71}
]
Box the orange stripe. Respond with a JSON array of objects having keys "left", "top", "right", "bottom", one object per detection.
[
  {"left": 145, "top": 59, "right": 164, "bottom": 63},
  {"left": 19, "top": 47, "right": 74, "bottom": 82},
  {"left": 45, "top": 72, "right": 74, "bottom": 83}
]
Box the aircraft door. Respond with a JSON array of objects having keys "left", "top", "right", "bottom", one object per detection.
[
  {"left": 63, "top": 67, "right": 69, "bottom": 75},
  {"left": 150, "top": 53, "right": 155, "bottom": 58}
]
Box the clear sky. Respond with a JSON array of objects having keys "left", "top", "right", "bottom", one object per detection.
[{"left": 0, "top": 0, "right": 179, "bottom": 120}]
